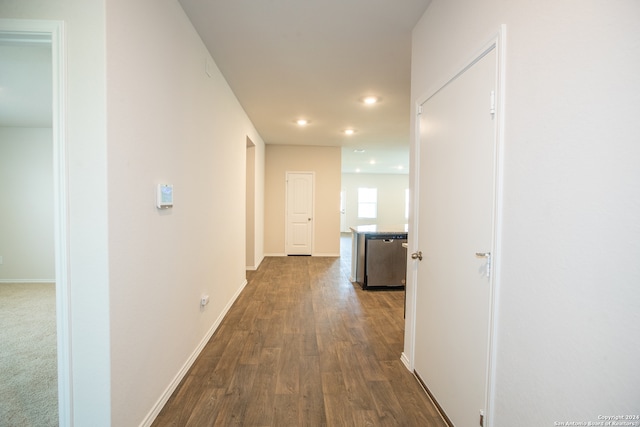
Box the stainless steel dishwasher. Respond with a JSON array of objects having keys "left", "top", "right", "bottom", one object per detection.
[{"left": 363, "top": 234, "right": 407, "bottom": 289}]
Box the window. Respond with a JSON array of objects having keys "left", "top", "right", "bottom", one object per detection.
[{"left": 358, "top": 188, "right": 377, "bottom": 218}]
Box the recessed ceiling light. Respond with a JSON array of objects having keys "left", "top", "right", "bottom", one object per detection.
[
  {"left": 353, "top": 149, "right": 365, "bottom": 153},
  {"left": 296, "top": 119, "right": 308, "bottom": 126},
  {"left": 369, "top": 160, "right": 376, "bottom": 165},
  {"left": 363, "top": 96, "right": 379, "bottom": 105},
  {"left": 344, "top": 129, "right": 355, "bottom": 135},
  {"left": 355, "top": 168, "right": 361, "bottom": 173}
]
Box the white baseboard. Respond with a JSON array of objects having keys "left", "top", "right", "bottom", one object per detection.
[
  {"left": 0, "top": 279, "right": 55, "bottom": 283},
  {"left": 264, "top": 252, "right": 286, "bottom": 257},
  {"left": 400, "top": 352, "right": 412, "bottom": 371},
  {"left": 140, "top": 278, "right": 249, "bottom": 427}
]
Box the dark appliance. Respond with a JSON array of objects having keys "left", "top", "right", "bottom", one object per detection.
[{"left": 358, "top": 233, "right": 407, "bottom": 289}]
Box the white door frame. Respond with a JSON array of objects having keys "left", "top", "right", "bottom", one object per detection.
[
  {"left": 404, "top": 26, "right": 506, "bottom": 427},
  {"left": 0, "top": 19, "right": 72, "bottom": 426},
  {"left": 340, "top": 189, "right": 347, "bottom": 233}
]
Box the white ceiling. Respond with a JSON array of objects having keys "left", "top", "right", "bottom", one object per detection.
[
  {"left": 178, "top": 0, "right": 430, "bottom": 173},
  {"left": 0, "top": 2, "right": 429, "bottom": 174}
]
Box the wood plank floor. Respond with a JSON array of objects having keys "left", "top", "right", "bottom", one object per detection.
[{"left": 152, "top": 238, "right": 446, "bottom": 427}]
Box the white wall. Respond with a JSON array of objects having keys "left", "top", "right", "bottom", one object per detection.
[
  {"left": 408, "top": 1, "right": 640, "bottom": 425},
  {"left": 264, "top": 145, "right": 341, "bottom": 256},
  {"left": 0, "top": 127, "right": 55, "bottom": 281},
  {"left": 1, "top": 0, "right": 267, "bottom": 425},
  {"left": 341, "top": 173, "right": 408, "bottom": 230},
  {"left": 0, "top": 2, "right": 111, "bottom": 425},
  {"left": 105, "top": 0, "right": 265, "bottom": 424}
]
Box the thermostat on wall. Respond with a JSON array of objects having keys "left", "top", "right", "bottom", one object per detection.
[{"left": 157, "top": 184, "right": 173, "bottom": 209}]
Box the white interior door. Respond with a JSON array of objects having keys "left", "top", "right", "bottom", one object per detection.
[
  {"left": 413, "top": 48, "right": 497, "bottom": 427},
  {"left": 286, "top": 172, "right": 314, "bottom": 255}
]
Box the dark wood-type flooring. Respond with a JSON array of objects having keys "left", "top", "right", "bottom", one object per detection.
[{"left": 152, "top": 237, "right": 446, "bottom": 426}]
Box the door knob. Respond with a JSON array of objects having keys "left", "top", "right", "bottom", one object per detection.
[{"left": 411, "top": 251, "right": 423, "bottom": 261}]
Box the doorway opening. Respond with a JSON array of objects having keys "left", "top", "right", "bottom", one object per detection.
[
  {"left": 407, "top": 29, "right": 505, "bottom": 427},
  {"left": 0, "top": 20, "right": 70, "bottom": 426},
  {"left": 246, "top": 137, "right": 257, "bottom": 269}
]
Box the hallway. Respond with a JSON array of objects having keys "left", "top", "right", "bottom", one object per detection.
[{"left": 153, "top": 241, "right": 445, "bottom": 426}]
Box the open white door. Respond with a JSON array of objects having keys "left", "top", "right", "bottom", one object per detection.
[
  {"left": 412, "top": 46, "right": 499, "bottom": 427},
  {"left": 285, "top": 172, "right": 314, "bottom": 255}
]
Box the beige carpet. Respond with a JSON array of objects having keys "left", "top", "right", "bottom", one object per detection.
[{"left": 0, "top": 283, "right": 58, "bottom": 427}]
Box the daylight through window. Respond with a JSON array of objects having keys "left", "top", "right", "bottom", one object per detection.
[{"left": 358, "top": 188, "right": 377, "bottom": 219}]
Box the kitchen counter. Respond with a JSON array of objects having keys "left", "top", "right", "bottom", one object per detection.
[
  {"left": 350, "top": 225, "right": 408, "bottom": 289},
  {"left": 349, "top": 224, "right": 408, "bottom": 234}
]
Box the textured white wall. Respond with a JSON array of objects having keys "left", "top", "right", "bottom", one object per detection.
[
  {"left": 409, "top": 0, "right": 640, "bottom": 425},
  {"left": 0, "top": 127, "right": 54, "bottom": 281},
  {"left": 105, "top": 0, "right": 265, "bottom": 424}
]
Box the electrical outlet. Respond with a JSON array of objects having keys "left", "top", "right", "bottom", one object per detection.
[{"left": 201, "top": 295, "right": 210, "bottom": 307}]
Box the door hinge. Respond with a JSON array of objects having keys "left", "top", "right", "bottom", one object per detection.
[
  {"left": 489, "top": 90, "right": 496, "bottom": 118},
  {"left": 475, "top": 252, "right": 492, "bottom": 280},
  {"left": 480, "top": 409, "right": 485, "bottom": 426}
]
